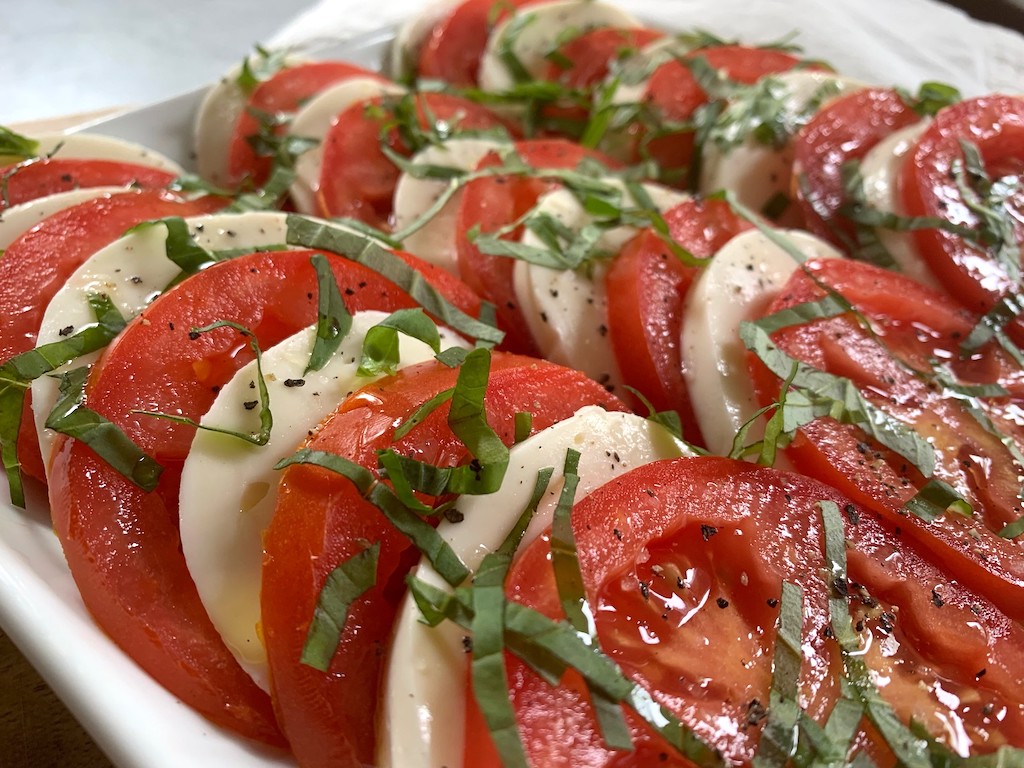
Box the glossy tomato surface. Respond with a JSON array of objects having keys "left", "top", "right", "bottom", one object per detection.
[
  {"left": 0, "top": 158, "right": 176, "bottom": 210},
  {"left": 466, "top": 456, "right": 1024, "bottom": 765},
  {"left": 262, "top": 353, "right": 625, "bottom": 768}
]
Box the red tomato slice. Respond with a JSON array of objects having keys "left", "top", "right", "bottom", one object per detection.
[
  {"left": 46, "top": 246, "right": 481, "bottom": 744},
  {"left": 642, "top": 45, "right": 808, "bottom": 182},
  {"left": 0, "top": 158, "right": 176, "bottom": 210},
  {"left": 455, "top": 138, "right": 621, "bottom": 355},
  {"left": 900, "top": 95, "right": 1024, "bottom": 318},
  {"left": 262, "top": 353, "right": 625, "bottom": 768},
  {"left": 227, "top": 61, "right": 384, "bottom": 188},
  {"left": 417, "top": 0, "right": 539, "bottom": 86},
  {"left": 317, "top": 92, "right": 515, "bottom": 228},
  {"left": 0, "top": 190, "right": 224, "bottom": 482},
  {"left": 793, "top": 87, "right": 920, "bottom": 244},
  {"left": 543, "top": 27, "right": 664, "bottom": 89},
  {"left": 467, "top": 457, "right": 1024, "bottom": 765},
  {"left": 749, "top": 257, "right": 1024, "bottom": 621},
  {"left": 605, "top": 197, "right": 751, "bottom": 444}
]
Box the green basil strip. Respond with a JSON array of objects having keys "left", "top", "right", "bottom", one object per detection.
[
  {"left": 497, "top": 12, "right": 542, "bottom": 84},
  {"left": 375, "top": 449, "right": 439, "bottom": 514},
  {"left": 625, "top": 386, "right": 687, "bottom": 443},
  {"left": 741, "top": 315, "right": 936, "bottom": 478},
  {"left": 358, "top": 308, "right": 440, "bottom": 378},
  {"left": 135, "top": 321, "right": 272, "bottom": 446},
  {"left": 445, "top": 348, "right": 509, "bottom": 495},
  {"left": 0, "top": 126, "right": 39, "bottom": 160},
  {"left": 470, "top": 467, "right": 554, "bottom": 768},
  {"left": 797, "top": 698, "right": 863, "bottom": 767},
  {"left": 393, "top": 387, "right": 455, "bottom": 441},
  {"left": 406, "top": 577, "right": 723, "bottom": 766},
  {"left": 998, "top": 516, "right": 1024, "bottom": 540},
  {"left": 306, "top": 253, "right": 353, "bottom": 374},
  {"left": 549, "top": 448, "right": 633, "bottom": 751},
  {"left": 902, "top": 478, "right": 973, "bottom": 521},
  {"left": 722, "top": 191, "right": 808, "bottom": 263},
  {"left": 126, "top": 217, "right": 218, "bottom": 276},
  {"left": 513, "top": 412, "right": 533, "bottom": 444},
  {"left": 820, "top": 501, "right": 934, "bottom": 768},
  {"left": 906, "top": 81, "right": 961, "bottom": 117},
  {"left": 961, "top": 292, "right": 1024, "bottom": 355},
  {"left": 285, "top": 215, "right": 504, "bottom": 347},
  {"left": 46, "top": 367, "right": 163, "bottom": 491},
  {"left": 275, "top": 448, "right": 469, "bottom": 586},
  {"left": 300, "top": 541, "right": 380, "bottom": 671},
  {"left": 0, "top": 294, "right": 128, "bottom": 505},
  {"left": 236, "top": 45, "right": 289, "bottom": 93},
  {"left": 752, "top": 581, "right": 803, "bottom": 768}
]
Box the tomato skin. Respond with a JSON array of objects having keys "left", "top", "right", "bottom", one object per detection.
[
  {"left": 469, "top": 456, "right": 1024, "bottom": 766},
  {"left": 0, "top": 158, "right": 176, "bottom": 210},
  {"left": 605, "top": 197, "right": 751, "bottom": 444},
  {"left": 0, "top": 190, "right": 225, "bottom": 482},
  {"left": 748, "top": 257, "right": 1024, "bottom": 621},
  {"left": 900, "top": 95, "right": 1024, "bottom": 317},
  {"left": 227, "top": 61, "right": 384, "bottom": 188},
  {"left": 455, "top": 138, "right": 621, "bottom": 355},
  {"left": 262, "top": 354, "right": 626, "bottom": 768},
  {"left": 543, "top": 27, "right": 664, "bottom": 89},
  {"left": 317, "top": 92, "right": 515, "bottom": 228},
  {"left": 793, "top": 87, "right": 920, "bottom": 244},
  {"left": 46, "top": 246, "right": 480, "bottom": 744}
]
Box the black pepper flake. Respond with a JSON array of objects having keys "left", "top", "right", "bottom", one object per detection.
[
  {"left": 832, "top": 576, "right": 849, "bottom": 598},
  {"left": 211, "top": 385, "right": 221, "bottom": 394},
  {"left": 188, "top": 330, "right": 201, "bottom": 340},
  {"left": 58, "top": 325, "right": 74, "bottom": 337},
  {"left": 168, "top": 322, "right": 175, "bottom": 331},
  {"left": 855, "top": 620, "right": 865, "bottom": 632},
  {"left": 931, "top": 588, "right": 945, "bottom": 608},
  {"left": 284, "top": 378, "right": 306, "bottom": 388},
  {"left": 976, "top": 668, "right": 987, "bottom": 680},
  {"left": 823, "top": 626, "right": 834, "bottom": 639},
  {"left": 716, "top": 597, "right": 729, "bottom": 609},
  {"left": 766, "top": 597, "right": 779, "bottom": 608},
  {"left": 249, "top": 381, "right": 256, "bottom": 389},
  {"left": 243, "top": 400, "right": 259, "bottom": 410},
  {"left": 443, "top": 508, "right": 465, "bottom": 524},
  {"left": 130, "top": 275, "right": 143, "bottom": 284},
  {"left": 639, "top": 580, "right": 650, "bottom": 600},
  {"left": 60, "top": 173, "right": 74, "bottom": 182},
  {"left": 879, "top": 611, "right": 896, "bottom": 634},
  {"left": 597, "top": 324, "right": 608, "bottom": 337},
  {"left": 462, "top": 636, "right": 473, "bottom": 653},
  {"left": 612, "top": 528, "right": 622, "bottom": 540},
  {"left": 745, "top": 699, "right": 768, "bottom": 727},
  {"left": 344, "top": 287, "right": 356, "bottom": 297},
  {"left": 700, "top": 524, "right": 718, "bottom": 541},
  {"left": 843, "top": 504, "right": 859, "bottom": 524}
]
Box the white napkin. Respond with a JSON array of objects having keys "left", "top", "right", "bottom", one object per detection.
[{"left": 271, "top": 0, "right": 1024, "bottom": 96}]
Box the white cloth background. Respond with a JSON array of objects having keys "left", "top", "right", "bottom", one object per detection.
[{"left": 271, "top": 0, "right": 1024, "bottom": 96}]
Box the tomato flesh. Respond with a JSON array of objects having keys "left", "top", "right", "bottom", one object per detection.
[
  {"left": 0, "top": 190, "right": 225, "bottom": 482},
  {"left": 469, "top": 457, "right": 1024, "bottom": 765},
  {"left": 749, "top": 257, "right": 1024, "bottom": 620},
  {"left": 605, "top": 197, "right": 751, "bottom": 444},
  {"left": 227, "top": 60, "right": 383, "bottom": 188},
  {"left": 317, "top": 92, "right": 514, "bottom": 228},
  {"left": 543, "top": 28, "right": 663, "bottom": 90},
  {"left": 0, "top": 158, "right": 175, "bottom": 210},
  {"left": 46, "top": 246, "right": 480, "bottom": 743},
  {"left": 262, "top": 354, "right": 625, "bottom": 767}
]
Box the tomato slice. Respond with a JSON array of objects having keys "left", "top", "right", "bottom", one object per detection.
[
  {"left": 642, "top": 45, "right": 808, "bottom": 182},
  {"left": 455, "top": 138, "right": 621, "bottom": 355},
  {"left": 467, "top": 456, "right": 1024, "bottom": 765},
  {"left": 748, "top": 257, "right": 1024, "bottom": 621},
  {"left": 417, "top": 0, "right": 539, "bottom": 86},
  {"left": 605, "top": 197, "right": 751, "bottom": 444},
  {"left": 317, "top": 92, "right": 515, "bottom": 228},
  {"left": 543, "top": 27, "right": 664, "bottom": 89},
  {"left": 227, "top": 61, "right": 383, "bottom": 188},
  {"left": 0, "top": 158, "right": 176, "bottom": 210},
  {"left": 261, "top": 353, "right": 625, "bottom": 768},
  {"left": 793, "top": 87, "right": 920, "bottom": 244},
  {"left": 46, "top": 246, "right": 481, "bottom": 743},
  {"left": 0, "top": 190, "right": 225, "bottom": 482},
  {"left": 900, "top": 95, "right": 1024, "bottom": 319}
]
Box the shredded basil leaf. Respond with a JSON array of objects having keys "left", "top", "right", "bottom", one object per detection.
[
  {"left": 445, "top": 348, "right": 509, "bottom": 495},
  {"left": 236, "top": 45, "right": 289, "bottom": 94},
  {"left": 0, "top": 126, "right": 40, "bottom": 161},
  {"left": 358, "top": 308, "right": 441, "bottom": 377},
  {"left": 306, "top": 253, "right": 353, "bottom": 374}
]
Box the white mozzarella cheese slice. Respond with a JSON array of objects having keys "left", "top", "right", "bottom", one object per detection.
[
  {"left": 392, "top": 137, "right": 507, "bottom": 274},
  {"left": 0, "top": 187, "right": 122, "bottom": 250},
  {"left": 387, "top": 0, "right": 462, "bottom": 81},
  {"left": 681, "top": 228, "right": 842, "bottom": 456},
  {"left": 32, "top": 211, "right": 292, "bottom": 474},
  {"left": 24, "top": 132, "right": 183, "bottom": 175},
  {"left": 514, "top": 182, "right": 688, "bottom": 395},
  {"left": 377, "top": 405, "right": 695, "bottom": 768},
  {"left": 700, "top": 71, "right": 866, "bottom": 223},
  {"left": 479, "top": 0, "right": 641, "bottom": 92},
  {"left": 859, "top": 120, "right": 940, "bottom": 288},
  {"left": 179, "top": 311, "right": 468, "bottom": 690},
  {"left": 287, "top": 77, "right": 406, "bottom": 215}
]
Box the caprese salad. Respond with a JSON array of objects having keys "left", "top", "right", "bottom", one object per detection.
[{"left": 1, "top": 0, "right": 1022, "bottom": 766}]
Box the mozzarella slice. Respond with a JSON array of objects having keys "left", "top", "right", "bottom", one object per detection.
[
  {"left": 681, "top": 228, "right": 842, "bottom": 456},
  {"left": 479, "top": 0, "right": 640, "bottom": 91},
  {"left": 392, "top": 137, "right": 506, "bottom": 274},
  {"left": 378, "top": 405, "right": 695, "bottom": 768},
  {"left": 179, "top": 311, "right": 468, "bottom": 690},
  {"left": 287, "top": 77, "right": 406, "bottom": 215},
  {"left": 0, "top": 187, "right": 122, "bottom": 250},
  {"left": 859, "top": 120, "right": 940, "bottom": 288},
  {"left": 700, "top": 71, "right": 866, "bottom": 224},
  {"left": 514, "top": 182, "right": 688, "bottom": 395},
  {"left": 387, "top": 0, "right": 462, "bottom": 81},
  {"left": 32, "top": 211, "right": 292, "bottom": 474},
  {"left": 24, "top": 132, "right": 183, "bottom": 175}
]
